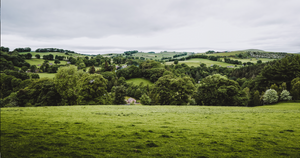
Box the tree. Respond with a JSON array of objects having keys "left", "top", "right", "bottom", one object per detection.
[
  {"left": 17, "top": 78, "right": 61, "bottom": 107},
  {"left": 21, "top": 66, "right": 28, "bottom": 72},
  {"left": 54, "top": 59, "right": 61, "bottom": 64},
  {"left": 88, "top": 65, "right": 95, "bottom": 74},
  {"left": 31, "top": 73, "right": 40, "bottom": 79},
  {"left": 291, "top": 77, "right": 300, "bottom": 100},
  {"left": 77, "top": 74, "right": 110, "bottom": 105},
  {"left": 280, "top": 90, "right": 292, "bottom": 101},
  {"left": 113, "top": 85, "right": 126, "bottom": 104},
  {"left": 263, "top": 89, "right": 278, "bottom": 104},
  {"left": 150, "top": 75, "right": 194, "bottom": 105},
  {"left": 25, "top": 53, "right": 32, "bottom": 59},
  {"left": 35, "top": 54, "right": 40, "bottom": 59},
  {"left": 140, "top": 93, "right": 151, "bottom": 105},
  {"left": 252, "top": 90, "right": 261, "bottom": 106},
  {"left": 54, "top": 65, "right": 88, "bottom": 105},
  {"left": 193, "top": 74, "right": 247, "bottom": 106},
  {"left": 117, "top": 77, "right": 127, "bottom": 86},
  {"left": 174, "top": 60, "right": 179, "bottom": 64}
]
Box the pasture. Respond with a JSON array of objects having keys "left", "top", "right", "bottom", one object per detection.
[
  {"left": 126, "top": 78, "right": 154, "bottom": 86},
  {"left": 132, "top": 52, "right": 192, "bottom": 60},
  {"left": 37, "top": 73, "right": 56, "bottom": 79},
  {"left": 165, "top": 58, "right": 239, "bottom": 67},
  {"left": 1, "top": 102, "right": 299, "bottom": 157},
  {"left": 25, "top": 59, "right": 68, "bottom": 67}
]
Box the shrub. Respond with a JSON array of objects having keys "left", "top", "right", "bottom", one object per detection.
[
  {"left": 140, "top": 94, "right": 151, "bottom": 105},
  {"left": 280, "top": 90, "right": 292, "bottom": 101},
  {"left": 263, "top": 89, "right": 278, "bottom": 104}
]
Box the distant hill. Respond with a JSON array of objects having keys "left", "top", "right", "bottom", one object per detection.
[{"left": 239, "top": 49, "right": 265, "bottom": 52}]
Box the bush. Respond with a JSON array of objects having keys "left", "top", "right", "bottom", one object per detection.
[
  {"left": 263, "top": 89, "right": 278, "bottom": 104},
  {"left": 280, "top": 90, "right": 292, "bottom": 101},
  {"left": 140, "top": 94, "right": 151, "bottom": 105}
]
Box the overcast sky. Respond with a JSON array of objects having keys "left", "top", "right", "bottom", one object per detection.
[{"left": 2, "top": 0, "right": 300, "bottom": 54}]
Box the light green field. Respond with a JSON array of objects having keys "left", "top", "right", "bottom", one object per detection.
[
  {"left": 37, "top": 73, "right": 56, "bottom": 78},
  {"left": 25, "top": 59, "right": 68, "bottom": 67},
  {"left": 226, "top": 58, "right": 276, "bottom": 63},
  {"left": 126, "top": 78, "right": 154, "bottom": 86},
  {"left": 132, "top": 52, "right": 193, "bottom": 60},
  {"left": 165, "top": 58, "right": 239, "bottom": 67},
  {"left": 1, "top": 102, "right": 299, "bottom": 157}
]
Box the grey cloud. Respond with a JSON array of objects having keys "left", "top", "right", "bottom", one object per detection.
[{"left": 2, "top": 0, "right": 300, "bottom": 53}]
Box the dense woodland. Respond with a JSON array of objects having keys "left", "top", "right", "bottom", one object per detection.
[{"left": 1, "top": 46, "right": 300, "bottom": 107}]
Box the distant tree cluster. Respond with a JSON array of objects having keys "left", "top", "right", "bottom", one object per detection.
[
  {"left": 124, "top": 50, "right": 138, "bottom": 56},
  {"left": 14, "top": 47, "right": 31, "bottom": 52}
]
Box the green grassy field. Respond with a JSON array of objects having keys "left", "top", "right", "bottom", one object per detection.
[
  {"left": 37, "top": 73, "right": 56, "bottom": 78},
  {"left": 126, "top": 78, "right": 154, "bottom": 86},
  {"left": 1, "top": 102, "right": 299, "bottom": 157},
  {"left": 132, "top": 52, "right": 193, "bottom": 60},
  {"left": 25, "top": 59, "right": 68, "bottom": 67},
  {"left": 165, "top": 58, "right": 240, "bottom": 67}
]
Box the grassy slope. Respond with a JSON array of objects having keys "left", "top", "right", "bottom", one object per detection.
[
  {"left": 25, "top": 59, "right": 68, "bottom": 67},
  {"left": 126, "top": 78, "right": 154, "bottom": 86},
  {"left": 165, "top": 58, "right": 239, "bottom": 67},
  {"left": 1, "top": 102, "right": 300, "bottom": 157},
  {"left": 37, "top": 73, "right": 56, "bottom": 78},
  {"left": 132, "top": 52, "right": 193, "bottom": 60}
]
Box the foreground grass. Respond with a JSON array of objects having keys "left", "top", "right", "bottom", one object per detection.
[
  {"left": 1, "top": 103, "right": 300, "bottom": 157},
  {"left": 126, "top": 78, "right": 154, "bottom": 86}
]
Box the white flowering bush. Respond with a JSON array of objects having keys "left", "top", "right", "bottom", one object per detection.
[
  {"left": 263, "top": 89, "right": 278, "bottom": 104},
  {"left": 280, "top": 90, "right": 292, "bottom": 101}
]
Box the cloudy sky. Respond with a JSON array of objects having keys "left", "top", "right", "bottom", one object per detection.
[{"left": 2, "top": 0, "right": 300, "bottom": 54}]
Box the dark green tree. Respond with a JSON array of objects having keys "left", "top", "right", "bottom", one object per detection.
[
  {"left": 193, "top": 74, "right": 248, "bottom": 106},
  {"left": 113, "top": 85, "right": 126, "bottom": 104}
]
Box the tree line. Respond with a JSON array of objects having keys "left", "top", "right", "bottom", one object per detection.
[{"left": 1, "top": 48, "right": 299, "bottom": 107}]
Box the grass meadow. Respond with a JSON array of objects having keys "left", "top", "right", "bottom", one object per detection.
[
  {"left": 37, "top": 73, "right": 56, "bottom": 79},
  {"left": 1, "top": 102, "right": 299, "bottom": 157},
  {"left": 165, "top": 58, "right": 239, "bottom": 67},
  {"left": 126, "top": 78, "right": 154, "bottom": 86},
  {"left": 25, "top": 59, "right": 68, "bottom": 67}
]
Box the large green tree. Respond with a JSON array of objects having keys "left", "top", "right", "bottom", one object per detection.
[
  {"left": 54, "top": 65, "right": 88, "bottom": 105},
  {"left": 193, "top": 74, "right": 248, "bottom": 106},
  {"left": 77, "top": 74, "right": 111, "bottom": 105},
  {"left": 150, "top": 75, "right": 194, "bottom": 105}
]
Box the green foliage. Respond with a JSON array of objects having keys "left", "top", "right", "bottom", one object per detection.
[
  {"left": 194, "top": 74, "right": 247, "bottom": 106},
  {"left": 30, "top": 73, "right": 40, "bottom": 79},
  {"left": 140, "top": 93, "right": 151, "bottom": 105},
  {"left": 150, "top": 75, "right": 194, "bottom": 105},
  {"left": 280, "top": 90, "right": 292, "bottom": 101},
  {"left": 35, "top": 54, "right": 40, "bottom": 59},
  {"left": 174, "top": 60, "right": 178, "bottom": 64},
  {"left": 16, "top": 78, "right": 61, "bottom": 107},
  {"left": 252, "top": 90, "right": 261, "bottom": 106},
  {"left": 263, "top": 89, "right": 278, "bottom": 104},
  {"left": 117, "top": 77, "right": 127, "bottom": 86},
  {"left": 21, "top": 66, "right": 28, "bottom": 72},
  {"left": 113, "top": 85, "right": 126, "bottom": 104},
  {"left": 88, "top": 65, "right": 95, "bottom": 74},
  {"left": 54, "top": 65, "right": 86, "bottom": 105},
  {"left": 77, "top": 74, "right": 110, "bottom": 105},
  {"left": 291, "top": 78, "right": 300, "bottom": 100}
]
